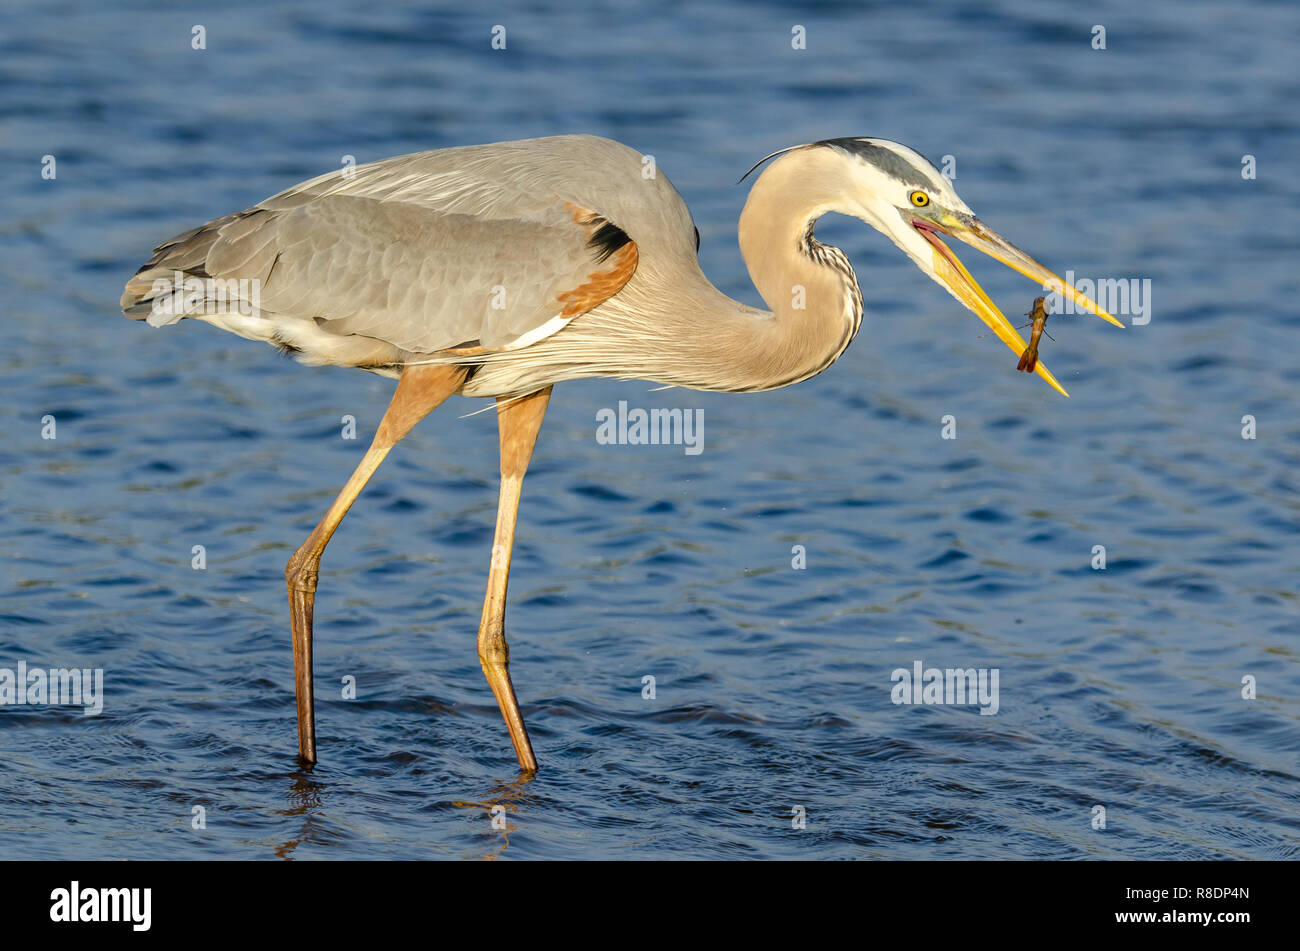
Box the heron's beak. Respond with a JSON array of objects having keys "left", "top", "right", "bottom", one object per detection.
[{"left": 911, "top": 214, "right": 1123, "bottom": 398}]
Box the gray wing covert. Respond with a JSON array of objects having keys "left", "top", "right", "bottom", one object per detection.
[
  {"left": 124, "top": 150, "right": 639, "bottom": 354},
  {"left": 211, "top": 195, "right": 607, "bottom": 351}
]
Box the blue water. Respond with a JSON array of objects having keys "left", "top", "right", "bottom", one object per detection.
[{"left": 2, "top": 0, "right": 1298, "bottom": 859}]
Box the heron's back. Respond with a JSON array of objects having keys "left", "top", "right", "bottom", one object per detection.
[{"left": 121, "top": 135, "right": 699, "bottom": 380}]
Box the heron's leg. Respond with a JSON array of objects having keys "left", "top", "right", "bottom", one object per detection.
[
  {"left": 285, "top": 364, "right": 466, "bottom": 764},
  {"left": 479, "top": 386, "right": 552, "bottom": 772}
]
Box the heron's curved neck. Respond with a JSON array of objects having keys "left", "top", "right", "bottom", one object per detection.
[
  {"left": 601, "top": 189, "right": 862, "bottom": 394},
  {"left": 729, "top": 161, "right": 865, "bottom": 390},
  {"left": 479, "top": 153, "right": 867, "bottom": 396}
]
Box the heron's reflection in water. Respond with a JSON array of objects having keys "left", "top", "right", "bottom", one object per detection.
[
  {"left": 273, "top": 768, "right": 327, "bottom": 860},
  {"left": 450, "top": 771, "right": 537, "bottom": 861},
  {"left": 270, "top": 767, "right": 536, "bottom": 860}
]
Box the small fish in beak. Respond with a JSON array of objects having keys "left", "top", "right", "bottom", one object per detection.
[{"left": 1016, "top": 296, "right": 1051, "bottom": 374}]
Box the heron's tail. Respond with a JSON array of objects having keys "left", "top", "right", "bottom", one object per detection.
[{"left": 120, "top": 210, "right": 258, "bottom": 325}]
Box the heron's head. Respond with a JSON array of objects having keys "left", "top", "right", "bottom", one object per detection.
[{"left": 743, "top": 137, "right": 1123, "bottom": 396}]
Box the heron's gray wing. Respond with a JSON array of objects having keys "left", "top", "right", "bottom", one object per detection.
[{"left": 123, "top": 149, "right": 639, "bottom": 353}]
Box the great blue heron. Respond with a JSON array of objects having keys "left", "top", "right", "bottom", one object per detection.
[{"left": 122, "top": 134, "right": 1120, "bottom": 772}]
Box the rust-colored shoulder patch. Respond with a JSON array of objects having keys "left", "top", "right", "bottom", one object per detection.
[
  {"left": 556, "top": 241, "right": 638, "bottom": 318},
  {"left": 551, "top": 202, "right": 638, "bottom": 316},
  {"left": 557, "top": 202, "right": 637, "bottom": 317},
  {"left": 434, "top": 202, "right": 638, "bottom": 358},
  {"left": 564, "top": 202, "right": 634, "bottom": 262}
]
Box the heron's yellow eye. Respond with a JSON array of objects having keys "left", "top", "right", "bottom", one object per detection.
[{"left": 910, "top": 191, "right": 930, "bottom": 208}]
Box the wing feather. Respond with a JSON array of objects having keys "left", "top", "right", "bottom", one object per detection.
[{"left": 122, "top": 142, "right": 640, "bottom": 356}]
